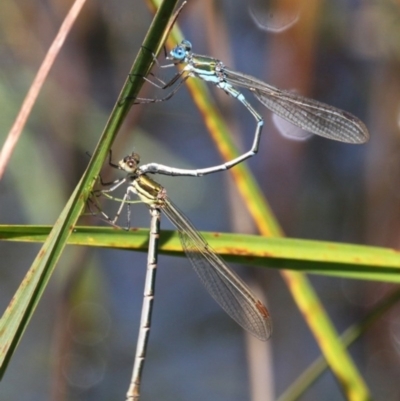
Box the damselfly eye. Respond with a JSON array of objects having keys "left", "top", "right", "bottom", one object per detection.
[{"left": 170, "top": 46, "right": 186, "bottom": 60}]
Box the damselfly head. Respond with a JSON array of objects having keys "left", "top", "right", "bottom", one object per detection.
[
  {"left": 169, "top": 40, "right": 192, "bottom": 61},
  {"left": 119, "top": 152, "right": 140, "bottom": 173},
  {"left": 181, "top": 40, "right": 192, "bottom": 51}
]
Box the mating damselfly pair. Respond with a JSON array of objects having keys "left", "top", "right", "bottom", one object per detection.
[{"left": 93, "top": 34, "right": 369, "bottom": 401}]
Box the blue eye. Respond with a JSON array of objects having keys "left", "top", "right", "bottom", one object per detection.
[{"left": 170, "top": 46, "right": 186, "bottom": 60}]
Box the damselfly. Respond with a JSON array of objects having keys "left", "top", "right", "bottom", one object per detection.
[
  {"left": 94, "top": 152, "right": 272, "bottom": 401},
  {"left": 137, "top": 40, "right": 369, "bottom": 176}
]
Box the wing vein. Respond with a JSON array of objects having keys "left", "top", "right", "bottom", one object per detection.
[{"left": 161, "top": 198, "right": 272, "bottom": 341}]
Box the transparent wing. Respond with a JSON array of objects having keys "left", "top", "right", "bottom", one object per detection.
[
  {"left": 161, "top": 198, "right": 272, "bottom": 341},
  {"left": 224, "top": 67, "right": 369, "bottom": 144}
]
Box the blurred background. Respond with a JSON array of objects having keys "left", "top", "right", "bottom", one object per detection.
[{"left": 1, "top": 0, "right": 400, "bottom": 400}]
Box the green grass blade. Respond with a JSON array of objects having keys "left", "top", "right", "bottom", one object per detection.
[
  {"left": 0, "top": 186, "right": 82, "bottom": 378},
  {"left": 2, "top": 225, "right": 400, "bottom": 282},
  {"left": 0, "top": 0, "right": 180, "bottom": 378},
  {"left": 277, "top": 288, "right": 400, "bottom": 401}
]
